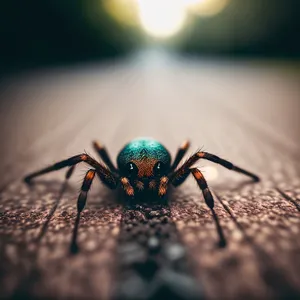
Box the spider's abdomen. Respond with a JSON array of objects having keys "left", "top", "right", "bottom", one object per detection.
[{"left": 117, "top": 137, "right": 171, "bottom": 176}]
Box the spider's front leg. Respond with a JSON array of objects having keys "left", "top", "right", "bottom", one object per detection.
[
  {"left": 190, "top": 168, "right": 226, "bottom": 247},
  {"left": 71, "top": 169, "right": 97, "bottom": 253},
  {"left": 171, "top": 167, "right": 226, "bottom": 247}
]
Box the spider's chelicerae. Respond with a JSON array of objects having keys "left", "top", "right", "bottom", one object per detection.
[{"left": 24, "top": 137, "right": 259, "bottom": 248}]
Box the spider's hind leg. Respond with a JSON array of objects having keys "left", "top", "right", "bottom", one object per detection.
[{"left": 24, "top": 153, "right": 118, "bottom": 188}]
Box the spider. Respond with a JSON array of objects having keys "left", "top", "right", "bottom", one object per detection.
[{"left": 24, "top": 137, "right": 259, "bottom": 247}]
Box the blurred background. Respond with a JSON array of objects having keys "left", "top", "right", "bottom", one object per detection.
[{"left": 1, "top": 0, "right": 300, "bottom": 74}]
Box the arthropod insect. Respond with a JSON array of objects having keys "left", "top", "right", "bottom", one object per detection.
[{"left": 24, "top": 137, "right": 259, "bottom": 247}]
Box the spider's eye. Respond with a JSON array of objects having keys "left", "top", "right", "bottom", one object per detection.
[
  {"left": 153, "top": 161, "right": 165, "bottom": 176},
  {"left": 126, "top": 162, "right": 138, "bottom": 178}
]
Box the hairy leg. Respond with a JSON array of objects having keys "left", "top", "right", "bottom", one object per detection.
[
  {"left": 70, "top": 169, "right": 96, "bottom": 253},
  {"left": 24, "top": 153, "right": 118, "bottom": 188},
  {"left": 171, "top": 167, "right": 226, "bottom": 247},
  {"left": 170, "top": 140, "right": 190, "bottom": 171},
  {"left": 93, "top": 141, "right": 118, "bottom": 173},
  {"left": 170, "top": 151, "right": 259, "bottom": 183}
]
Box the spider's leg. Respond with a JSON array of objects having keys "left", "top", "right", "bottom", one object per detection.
[
  {"left": 172, "top": 168, "right": 226, "bottom": 247},
  {"left": 170, "top": 140, "right": 190, "bottom": 171},
  {"left": 170, "top": 151, "right": 259, "bottom": 182},
  {"left": 70, "top": 169, "right": 96, "bottom": 253},
  {"left": 24, "top": 153, "right": 118, "bottom": 188},
  {"left": 93, "top": 141, "right": 118, "bottom": 173},
  {"left": 191, "top": 168, "right": 226, "bottom": 247}
]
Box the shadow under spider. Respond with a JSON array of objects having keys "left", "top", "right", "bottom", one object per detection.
[{"left": 35, "top": 180, "right": 69, "bottom": 243}]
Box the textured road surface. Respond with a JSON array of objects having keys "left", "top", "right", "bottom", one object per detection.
[{"left": 0, "top": 50, "right": 300, "bottom": 299}]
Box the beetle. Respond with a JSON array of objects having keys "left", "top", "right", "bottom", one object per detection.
[{"left": 24, "top": 137, "right": 259, "bottom": 247}]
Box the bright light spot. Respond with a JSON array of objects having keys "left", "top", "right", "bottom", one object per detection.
[
  {"left": 136, "top": 0, "right": 186, "bottom": 38},
  {"left": 104, "top": 0, "right": 231, "bottom": 39},
  {"left": 201, "top": 166, "right": 219, "bottom": 181},
  {"left": 136, "top": 0, "right": 230, "bottom": 38}
]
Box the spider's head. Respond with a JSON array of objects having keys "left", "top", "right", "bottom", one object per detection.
[{"left": 117, "top": 138, "right": 171, "bottom": 195}]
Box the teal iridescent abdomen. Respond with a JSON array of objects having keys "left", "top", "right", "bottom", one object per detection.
[{"left": 117, "top": 138, "right": 171, "bottom": 171}]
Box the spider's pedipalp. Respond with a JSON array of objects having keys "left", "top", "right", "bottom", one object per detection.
[
  {"left": 120, "top": 177, "right": 135, "bottom": 197},
  {"left": 158, "top": 176, "right": 169, "bottom": 197}
]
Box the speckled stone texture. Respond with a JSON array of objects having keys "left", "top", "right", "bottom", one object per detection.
[{"left": 113, "top": 200, "right": 203, "bottom": 300}]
